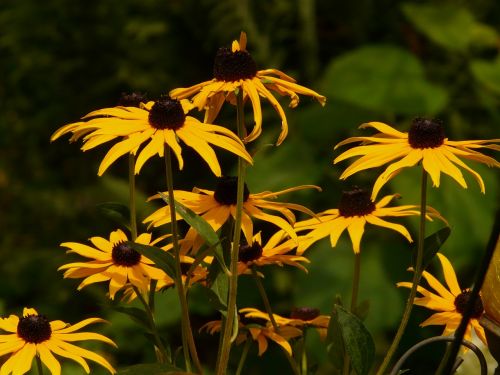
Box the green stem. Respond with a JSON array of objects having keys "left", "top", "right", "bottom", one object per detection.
[
  {"left": 301, "top": 329, "right": 308, "bottom": 375},
  {"left": 164, "top": 146, "right": 202, "bottom": 374},
  {"left": 376, "top": 170, "right": 428, "bottom": 375},
  {"left": 284, "top": 349, "right": 301, "bottom": 375},
  {"left": 128, "top": 154, "right": 138, "bottom": 241},
  {"left": 350, "top": 252, "right": 361, "bottom": 313},
  {"left": 149, "top": 279, "right": 157, "bottom": 313},
  {"left": 36, "top": 355, "right": 44, "bottom": 375},
  {"left": 215, "top": 90, "right": 247, "bottom": 375},
  {"left": 235, "top": 338, "right": 252, "bottom": 375},
  {"left": 132, "top": 285, "right": 169, "bottom": 363},
  {"left": 251, "top": 267, "right": 280, "bottom": 333}
]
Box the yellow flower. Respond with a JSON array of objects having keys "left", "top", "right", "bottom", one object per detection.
[
  {"left": 237, "top": 231, "right": 309, "bottom": 274},
  {"left": 294, "top": 187, "right": 444, "bottom": 254},
  {"left": 170, "top": 32, "right": 326, "bottom": 145},
  {"left": 0, "top": 307, "right": 115, "bottom": 375},
  {"left": 51, "top": 96, "right": 252, "bottom": 176},
  {"left": 334, "top": 119, "right": 500, "bottom": 199},
  {"left": 240, "top": 307, "right": 330, "bottom": 339},
  {"left": 397, "top": 253, "right": 486, "bottom": 346},
  {"left": 58, "top": 230, "right": 167, "bottom": 299},
  {"left": 144, "top": 177, "right": 320, "bottom": 253},
  {"left": 200, "top": 314, "right": 302, "bottom": 356}
]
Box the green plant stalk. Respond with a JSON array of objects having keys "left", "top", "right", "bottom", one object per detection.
[
  {"left": 284, "top": 348, "right": 301, "bottom": 375},
  {"left": 235, "top": 338, "right": 252, "bottom": 375},
  {"left": 128, "top": 154, "right": 138, "bottom": 241},
  {"left": 376, "top": 170, "right": 428, "bottom": 375},
  {"left": 215, "top": 90, "right": 247, "bottom": 375},
  {"left": 164, "top": 146, "right": 202, "bottom": 374},
  {"left": 350, "top": 252, "right": 361, "bottom": 313},
  {"left": 301, "top": 329, "right": 308, "bottom": 375},
  {"left": 36, "top": 355, "right": 44, "bottom": 375},
  {"left": 132, "top": 285, "right": 169, "bottom": 363},
  {"left": 251, "top": 266, "right": 280, "bottom": 332}
]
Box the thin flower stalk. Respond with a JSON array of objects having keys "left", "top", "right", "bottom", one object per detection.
[
  {"left": 251, "top": 267, "right": 280, "bottom": 332},
  {"left": 129, "top": 154, "right": 138, "bottom": 241},
  {"left": 235, "top": 338, "right": 251, "bottom": 375}
]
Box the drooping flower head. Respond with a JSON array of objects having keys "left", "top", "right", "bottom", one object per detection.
[
  {"left": 170, "top": 32, "right": 326, "bottom": 145},
  {"left": 334, "top": 120, "right": 499, "bottom": 199},
  {"left": 0, "top": 307, "right": 116, "bottom": 375},
  {"left": 294, "top": 187, "right": 445, "bottom": 254},
  {"left": 397, "top": 253, "right": 486, "bottom": 347},
  {"left": 58, "top": 230, "right": 168, "bottom": 299},
  {"left": 51, "top": 96, "right": 252, "bottom": 176},
  {"left": 144, "top": 177, "right": 321, "bottom": 253}
]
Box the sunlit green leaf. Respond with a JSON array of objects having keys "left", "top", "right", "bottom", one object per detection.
[{"left": 126, "top": 241, "right": 176, "bottom": 280}]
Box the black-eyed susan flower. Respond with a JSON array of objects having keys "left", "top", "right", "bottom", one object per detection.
[
  {"left": 144, "top": 177, "right": 320, "bottom": 253},
  {"left": 200, "top": 315, "right": 302, "bottom": 356},
  {"left": 294, "top": 187, "right": 444, "bottom": 254},
  {"left": 397, "top": 253, "right": 486, "bottom": 345},
  {"left": 58, "top": 230, "right": 167, "bottom": 299},
  {"left": 334, "top": 119, "right": 500, "bottom": 199},
  {"left": 51, "top": 96, "right": 252, "bottom": 176},
  {"left": 170, "top": 32, "right": 326, "bottom": 145},
  {"left": 0, "top": 307, "right": 115, "bottom": 375},
  {"left": 237, "top": 231, "right": 309, "bottom": 274}
]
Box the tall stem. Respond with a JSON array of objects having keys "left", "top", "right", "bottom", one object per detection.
[
  {"left": 164, "top": 146, "right": 202, "bottom": 374},
  {"left": 216, "top": 90, "right": 247, "bottom": 375},
  {"left": 350, "top": 252, "right": 361, "bottom": 313},
  {"left": 251, "top": 267, "right": 280, "bottom": 332},
  {"left": 376, "top": 170, "right": 428, "bottom": 375},
  {"left": 128, "top": 154, "right": 138, "bottom": 241},
  {"left": 235, "top": 339, "right": 252, "bottom": 375},
  {"left": 300, "top": 329, "right": 308, "bottom": 375},
  {"left": 36, "top": 356, "right": 44, "bottom": 375}
]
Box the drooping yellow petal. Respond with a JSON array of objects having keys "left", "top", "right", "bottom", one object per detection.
[
  {"left": 420, "top": 311, "right": 460, "bottom": 327},
  {"left": 176, "top": 127, "right": 221, "bottom": 176},
  {"left": 37, "top": 343, "right": 62, "bottom": 375},
  {"left": 134, "top": 132, "right": 164, "bottom": 174},
  {"left": 346, "top": 217, "right": 366, "bottom": 254},
  {"left": 52, "top": 339, "right": 116, "bottom": 374},
  {"left": 365, "top": 215, "right": 413, "bottom": 242},
  {"left": 44, "top": 340, "right": 90, "bottom": 374}
]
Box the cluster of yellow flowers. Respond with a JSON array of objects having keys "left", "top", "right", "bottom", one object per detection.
[{"left": 2, "top": 31, "right": 498, "bottom": 375}]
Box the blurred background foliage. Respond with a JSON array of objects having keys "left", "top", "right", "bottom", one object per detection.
[{"left": 1, "top": 0, "right": 499, "bottom": 373}]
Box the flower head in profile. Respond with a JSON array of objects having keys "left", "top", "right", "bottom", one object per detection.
[
  {"left": 200, "top": 313, "right": 302, "bottom": 356},
  {"left": 58, "top": 229, "right": 167, "bottom": 299},
  {"left": 237, "top": 231, "right": 309, "bottom": 274},
  {"left": 334, "top": 119, "right": 499, "bottom": 199},
  {"left": 170, "top": 32, "right": 326, "bottom": 145},
  {"left": 0, "top": 307, "right": 115, "bottom": 375},
  {"left": 144, "top": 177, "right": 320, "bottom": 253},
  {"left": 51, "top": 96, "right": 252, "bottom": 176},
  {"left": 397, "top": 253, "right": 486, "bottom": 346},
  {"left": 294, "top": 187, "right": 444, "bottom": 254}
]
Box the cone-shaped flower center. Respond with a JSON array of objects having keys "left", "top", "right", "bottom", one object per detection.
[
  {"left": 408, "top": 117, "right": 445, "bottom": 149},
  {"left": 290, "top": 307, "right": 320, "bottom": 321},
  {"left": 239, "top": 241, "right": 263, "bottom": 263},
  {"left": 454, "top": 290, "right": 484, "bottom": 318},
  {"left": 148, "top": 97, "right": 185, "bottom": 130},
  {"left": 338, "top": 188, "right": 375, "bottom": 217},
  {"left": 17, "top": 314, "right": 52, "bottom": 343},
  {"left": 112, "top": 242, "right": 141, "bottom": 266},
  {"left": 213, "top": 176, "right": 250, "bottom": 206},
  {"left": 213, "top": 47, "right": 258, "bottom": 82},
  {"left": 118, "top": 92, "right": 147, "bottom": 107}
]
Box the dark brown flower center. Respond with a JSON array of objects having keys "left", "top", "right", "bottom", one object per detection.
[
  {"left": 118, "top": 92, "right": 147, "bottom": 107},
  {"left": 213, "top": 176, "right": 250, "bottom": 206},
  {"left": 338, "top": 188, "right": 375, "bottom": 217},
  {"left": 454, "top": 290, "right": 484, "bottom": 318},
  {"left": 148, "top": 97, "right": 185, "bottom": 130},
  {"left": 290, "top": 307, "right": 320, "bottom": 321},
  {"left": 112, "top": 242, "right": 141, "bottom": 266},
  {"left": 213, "top": 47, "right": 257, "bottom": 82},
  {"left": 180, "top": 262, "right": 192, "bottom": 275},
  {"left": 17, "top": 314, "right": 52, "bottom": 343},
  {"left": 408, "top": 117, "right": 445, "bottom": 149},
  {"left": 239, "top": 241, "right": 263, "bottom": 263}
]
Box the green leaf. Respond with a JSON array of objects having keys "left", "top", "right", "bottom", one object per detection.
[
  {"left": 411, "top": 227, "right": 451, "bottom": 271},
  {"left": 117, "top": 363, "right": 191, "bottom": 375},
  {"left": 206, "top": 260, "right": 228, "bottom": 312},
  {"left": 322, "top": 45, "right": 448, "bottom": 115},
  {"left": 327, "top": 305, "right": 375, "bottom": 375},
  {"left": 471, "top": 58, "right": 500, "bottom": 95},
  {"left": 112, "top": 306, "right": 150, "bottom": 330},
  {"left": 126, "top": 241, "right": 176, "bottom": 280},
  {"left": 97, "top": 202, "right": 131, "bottom": 229},
  {"left": 158, "top": 192, "right": 229, "bottom": 275}
]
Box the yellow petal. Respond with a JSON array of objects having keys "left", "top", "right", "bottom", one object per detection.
[
  {"left": 134, "top": 132, "right": 164, "bottom": 174},
  {"left": 44, "top": 340, "right": 90, "bottom": 374},
  {"left": 436, "top": 253, "right": 461, "bottom": 296},
  {"left": 347, "top": 217, "right": 366, "bottom": 254},
  {"left": 37, "top": 343, "right": 61, "bottom": 375},
  {"left": 365, "top": 215, "right": 413, "bottom": 242}
]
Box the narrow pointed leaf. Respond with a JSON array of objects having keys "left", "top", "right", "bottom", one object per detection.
[
  {"left": 126, "top": 241, "right": 176, "bottom": 279},
  {"left": 97, "top": 202, "right": 131, "bottom": 230},
  {"left": 411, "top": 227, "right": 451, "bottom": 271}
]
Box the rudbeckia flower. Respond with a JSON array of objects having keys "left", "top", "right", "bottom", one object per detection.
[
  {"left": 237, "top": 231, "right": 309, "bottom": 274},
  {"left": 0, "top": 307, "right": 115, "bottom": 375},
  {"left": 200, "top": 315, "right": 302, "bottom": 356},
  {"left": 294, "top": 187, "right": 444, "bottom": 254},
  {"left": 144, "top": 177, "right": 320, "bottom": 253},
  {"left": 334, "top": 119, "right": 500, "bottom": 199},
  {"left": 397, "top": 253, "right": 486, "bottom": 346},
  {"left": 58, "top": 230, "right": 167, "bottom": 299},
  {"left": 52, "top": 96, "right": 252, "bottom": 176},
  {"left": 170, "top": 32, "right": 326, "bottom": 145}
]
